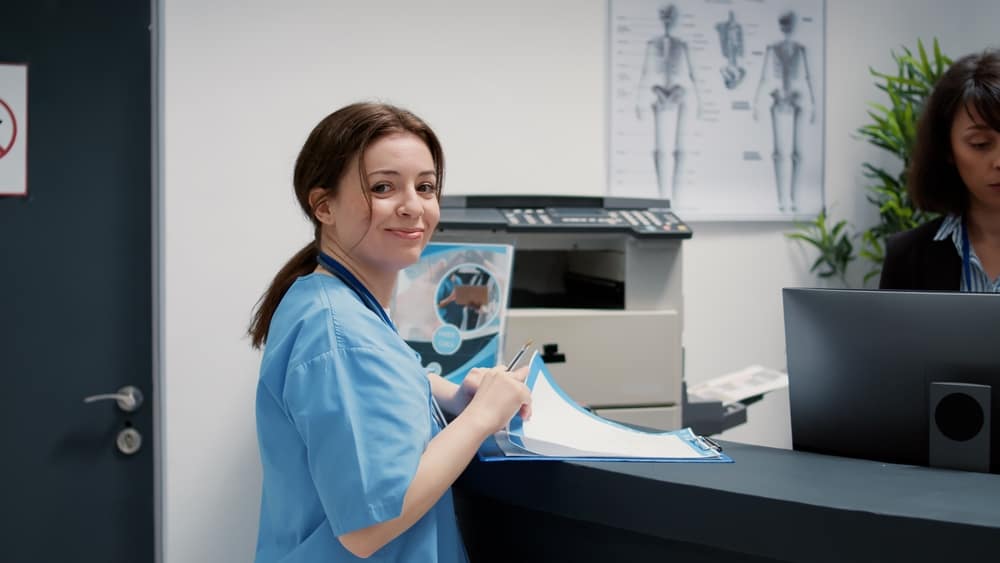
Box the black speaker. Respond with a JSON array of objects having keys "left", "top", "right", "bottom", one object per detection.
[{"left": 929, "top": 382, "right": 991, "bottom": 472}]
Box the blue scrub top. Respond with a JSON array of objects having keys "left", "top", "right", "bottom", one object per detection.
[{"left": 255, "top": 273, "right": 468, "bottom": 562}]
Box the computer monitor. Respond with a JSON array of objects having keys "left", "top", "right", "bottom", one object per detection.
[{"left": 783, "top": 288, "right": 1000, "bottom": 474}]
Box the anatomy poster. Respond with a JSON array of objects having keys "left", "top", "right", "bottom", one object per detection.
[{"left": 608, "top": 0, "right": 825, "bottom": 220}]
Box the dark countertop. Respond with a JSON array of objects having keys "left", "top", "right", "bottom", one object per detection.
[{"left": 455, "top": 441, "right": 1000, "bottom": 562}]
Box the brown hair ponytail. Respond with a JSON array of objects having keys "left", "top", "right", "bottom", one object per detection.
[
  {"left": 248, "top": 241, "right": 318, "bottom": 349},
  {"left": 247, "top": 102, "right": 445, "bottom": 349}
]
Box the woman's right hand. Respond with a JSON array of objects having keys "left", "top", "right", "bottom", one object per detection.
[{"left": 462, "top": 367, "right": 531, "bottom": 435}]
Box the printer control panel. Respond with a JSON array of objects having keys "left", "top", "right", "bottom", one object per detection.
[
  {"left": 501, "top": 207, "right": 688, "bottom": 237},
  {"left": 437, "top": 196, "right": 691, "bottom": 239}
]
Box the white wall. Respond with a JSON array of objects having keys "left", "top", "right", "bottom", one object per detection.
[{"left": 162, "top": 1, "right": 1000, "bottom": 560}]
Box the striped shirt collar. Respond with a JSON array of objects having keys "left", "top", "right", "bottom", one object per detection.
[
  {"left": 932, "top": 214, "right": 963, "bottom": 242},
  {"left": 934, "top": 214, "right": 1000, "bottom": 292}
]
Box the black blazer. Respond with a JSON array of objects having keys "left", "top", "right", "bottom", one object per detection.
[{"left": 879, "top": 217, "right": 961, "bottom": 291}]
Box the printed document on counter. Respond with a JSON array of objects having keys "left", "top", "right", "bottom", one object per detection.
[{"left": 687, "top": 365, "right": 789, "bottom": 406}]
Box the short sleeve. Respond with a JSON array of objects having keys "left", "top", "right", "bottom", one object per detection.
[{"left": 283, "top": 346, "right": 431, "bottom": 536}]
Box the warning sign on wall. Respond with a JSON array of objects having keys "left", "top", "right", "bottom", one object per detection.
[{"left": 0, "top": 63, "right": 27, "bottom": 197}]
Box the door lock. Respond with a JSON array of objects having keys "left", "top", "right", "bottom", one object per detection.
[{"left": 116, "top": 427, "right": 142, "bottom": 455}]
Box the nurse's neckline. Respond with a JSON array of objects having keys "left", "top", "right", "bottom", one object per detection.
[{"left": 311, "top": 266, "right": 392, "bottom": 313}]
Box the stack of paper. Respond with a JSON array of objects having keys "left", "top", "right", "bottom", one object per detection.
[
  {"left": 482, "top": 353, "right": 732, "bottom": 463},
  {"left": 687, "top": 365, "right": 789, "bottom": 406}
]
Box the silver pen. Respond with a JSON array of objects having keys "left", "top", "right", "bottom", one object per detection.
[
  {"left": 433, "top": 340, "right": 533, "bottom": 429},
  {"left": 506, "top": 340, "right": 533, "bottom": 371}
]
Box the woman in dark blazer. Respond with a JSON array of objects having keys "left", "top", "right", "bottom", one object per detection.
[{"left": 880, "top": 49, "right": 1000, "bottom": 292}]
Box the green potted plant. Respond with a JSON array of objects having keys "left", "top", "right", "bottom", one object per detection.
[{"left": 789, "top": 39, "right": 952, "bottom": 285}]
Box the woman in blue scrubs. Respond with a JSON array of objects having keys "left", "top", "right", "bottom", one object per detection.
[{"left": 248, "top": 103, "right": 532, "bottom": 562}]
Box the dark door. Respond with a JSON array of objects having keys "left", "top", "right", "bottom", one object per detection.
[{"left": 0, "top": 1, "right": 154, "bottom": 561}]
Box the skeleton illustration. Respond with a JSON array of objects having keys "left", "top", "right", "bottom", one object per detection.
[
  {"left": 635, "top": 4, "right": 702, "bottom": 205},
  {"left": 753, "top": 11, "right": 816, "bottom": 213},
  {"left": 716, "top": 11, "right": 746, "bottom": 89}
]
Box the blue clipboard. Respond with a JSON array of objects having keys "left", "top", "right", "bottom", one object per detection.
[
  {"left": 477, "top": 353, "right": 733, "bottom": 464},
  {"left": 477, "top": 434, "right": 733, "bottom": 463}
]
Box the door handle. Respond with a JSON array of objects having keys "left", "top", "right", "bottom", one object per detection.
[{"left": 83, "top": 385, "right": 144, "bottom": 412}]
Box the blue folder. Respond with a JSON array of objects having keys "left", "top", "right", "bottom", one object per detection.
[
  {"left": 478, "top": 434, "right": 733, "bottom": 463},
  {"left": 477, "top": 353, "right": 733, "bottom": 464}
]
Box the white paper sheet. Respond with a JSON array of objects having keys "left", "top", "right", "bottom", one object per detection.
[{"left": 496, "top": 353, "right": 720, "bottom": 460}]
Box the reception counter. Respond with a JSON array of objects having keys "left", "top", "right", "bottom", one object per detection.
[{"left": 454, "top": 441, "right": 1000, "bottom": 562}]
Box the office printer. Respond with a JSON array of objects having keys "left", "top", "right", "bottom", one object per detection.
[{"left": 436, "top": 195, "right": 694, "bottom": 429}]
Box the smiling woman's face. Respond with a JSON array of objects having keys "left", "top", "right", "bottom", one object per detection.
[{"left": 327, "top": 132, "right": 440, "bottom": 278}]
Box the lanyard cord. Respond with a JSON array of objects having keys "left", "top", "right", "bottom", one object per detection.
[
  {"left": 961, "top": 220, "right": 973, "bottom": 291},
  {"left": 316, "top": 251, "right": 449, "bottom": 428},
  {"left": 316, "top": 252, "right": 396, "bottom": 333}
]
